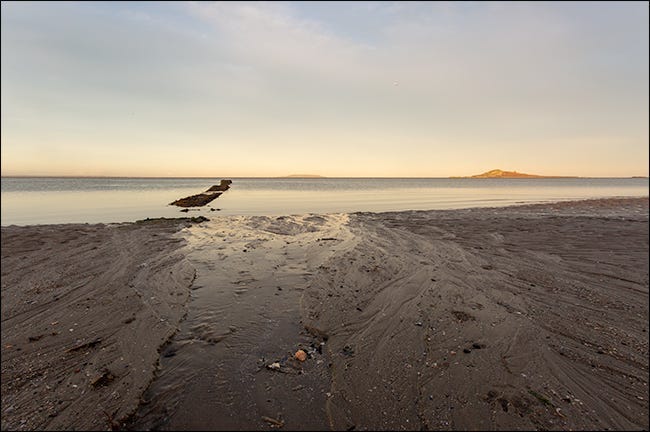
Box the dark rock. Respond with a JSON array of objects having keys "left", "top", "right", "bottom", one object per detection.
[
  {"left": 486, "top": 390, "right": 498, "bottom": 402},
  {"left": 172, "top": 192, "right": 222, "bottom": 208},
  {"left": 206, "top": 180, "right": 232, "bottom": 192},
  {"left": 463, "top": 348, "right": 471, "bottom": 353},
  {"left": 171, "top": 180, "right": 232, "bottom": 207},
  {"left": 90, "top": 368, "right": 115, "bottom": 388}
]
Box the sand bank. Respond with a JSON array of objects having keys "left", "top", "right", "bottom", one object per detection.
[
  {"left": 1, "top": 219, "right": 199, "bottom": 430},
  {"left": 304, "top": 197, "right": 649, "bottom": 431},
  {"left": 1, "top": 198, "right": 648, "bottom": 431}
]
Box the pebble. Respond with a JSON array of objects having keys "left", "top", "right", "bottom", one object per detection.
[{"left": 295, "top": 350, "right": 307, "bottom": 362}]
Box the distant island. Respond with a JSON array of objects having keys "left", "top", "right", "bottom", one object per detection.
[
  {"left": 453, "top": 169, "right": 577, "bottom": 179},
  {"left": 283, "top": 174, "right": 325, "bottom": 178}
]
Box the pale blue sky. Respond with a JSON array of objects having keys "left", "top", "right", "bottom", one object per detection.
[{"left": 1, "top": 1, "right": 648, "bottom": 177}]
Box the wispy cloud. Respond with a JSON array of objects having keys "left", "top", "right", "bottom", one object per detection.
[{"left": 1, "top": 1, "right": 648, "bottom": 176}]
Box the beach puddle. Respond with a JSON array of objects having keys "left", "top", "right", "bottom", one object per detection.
[{"left": 127, "top": 214, "right": 354, "bottom": 430}]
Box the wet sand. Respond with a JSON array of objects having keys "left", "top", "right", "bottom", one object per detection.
[
  {"left": 1, "top": 219, "right": 198, "bottom": 431},
  {"left": 1, "top": 198, "right": 648, "bottom": 431}
]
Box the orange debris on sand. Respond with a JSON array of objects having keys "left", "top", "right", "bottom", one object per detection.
[{"left": 294, "top": 349, "right": 307, "bottom": 362}]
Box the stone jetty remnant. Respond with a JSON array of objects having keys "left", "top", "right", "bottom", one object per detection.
[{"left": 170, "top": 180, "right": 232, "bottom": 207}]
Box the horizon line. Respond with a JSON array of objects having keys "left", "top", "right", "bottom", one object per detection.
[{"left": 1, "top": 175, "right": 648, "bottom": 179}]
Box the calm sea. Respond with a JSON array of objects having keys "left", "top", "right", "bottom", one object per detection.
[{"left": 1, "top": 177, "right": 648, "bottom": 226}]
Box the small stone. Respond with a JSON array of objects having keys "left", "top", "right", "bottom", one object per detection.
[
  {"left": 463, "top": 348, "right": 471, "bottom": 354},
  {"left": 295, "top": 350, "right": 307, "bottom": 362}
]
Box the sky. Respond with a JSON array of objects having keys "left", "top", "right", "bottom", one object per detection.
[{"left": 1, "top": 1, "right": 648, "bottom": 177}]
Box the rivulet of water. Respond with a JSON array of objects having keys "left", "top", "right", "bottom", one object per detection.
[{"left": 127, "top": 214, "right": 353, "bottom": 430}]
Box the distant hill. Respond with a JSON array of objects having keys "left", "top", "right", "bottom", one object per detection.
[
  {"left": 470, "top": 169, "right": 544, "bottom": 178},
  {"left": 456, "top": 169, "right": 576, "bottom": 179},
  {"left": 283, "top": 174, "right": 325, "bottom": 178}
]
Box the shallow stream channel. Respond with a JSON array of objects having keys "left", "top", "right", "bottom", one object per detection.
[{"left": 127, "top": 214, "right": 354, "bottom": 430}]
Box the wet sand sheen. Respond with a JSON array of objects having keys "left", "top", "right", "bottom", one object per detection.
[
  {"left": 128, "top": 214, "right": 354, "bottom": 430},
  {"left": 1, "top": 198, "right": 648, "bottom": 431}
]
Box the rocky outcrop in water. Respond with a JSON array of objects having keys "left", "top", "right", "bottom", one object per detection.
[
  {"left": 170, "top": 180, "right": 232, "bottom": 207},
  {"left": 207, "top": 180, "right": 233, "bottom": 192}
]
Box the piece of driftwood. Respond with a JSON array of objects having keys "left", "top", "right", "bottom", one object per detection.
[{"left": 170, "top": 180, "right": 232, "bottom": 208}]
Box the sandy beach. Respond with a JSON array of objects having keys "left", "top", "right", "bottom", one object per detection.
[{"left": 1, "top": 198, "right": 648, "bottom": 431}]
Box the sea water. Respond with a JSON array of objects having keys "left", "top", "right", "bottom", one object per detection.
[{"left": 1, "top": 177, "right": 648, "bottom": 226}]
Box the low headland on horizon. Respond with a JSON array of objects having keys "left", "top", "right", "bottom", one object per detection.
[{"left": 452, "top": 169, "right": 579, "bottom": 179}]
